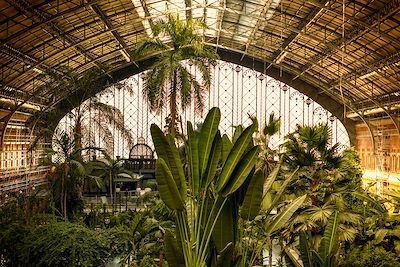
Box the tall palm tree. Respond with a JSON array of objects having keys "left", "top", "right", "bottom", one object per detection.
[
  {"left": 28, "top": 68, "right": 134, "bottom": 159},
  {"left": 133, "top": 13, "right": 219, "bottom": 137},
  {"left": 41, "top": 130, "right": 86, "bottom": 221}
]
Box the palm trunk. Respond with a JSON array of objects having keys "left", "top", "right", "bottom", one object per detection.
[
  {"left": 62, "top": 163, "right": 68, "bottom": 221},
  {"left": 109, "top": 171, "right": 113, "bottom": 209},
  {"left": 74, "top": 112, "right": 83, "bottom": 162},
  {"left": 169, "top": 72, "right": 177, "bottom": 138}
]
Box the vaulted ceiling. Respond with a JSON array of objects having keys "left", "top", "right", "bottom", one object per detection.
[{"left": 1, "top": 0, "right": 400, "bottom": 137}]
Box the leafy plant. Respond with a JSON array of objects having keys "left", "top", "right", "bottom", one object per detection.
[
  {"left": 41, "top": 130, "right": 87, "bottom": 220},
  {"left": 152, "top": 107, "right": 305, "bottom": 266},
  {"left": 341, "top": 245, "right": 400, "bottom": 267},
  {"left": 133, "top": 13, "right": 218, "bottom": 137},
  {"left": 0, "top": 221, "right": 111, "bottom": 267},
  {"left": 87, "top": 151, "right": 137, "bottom": 207}
]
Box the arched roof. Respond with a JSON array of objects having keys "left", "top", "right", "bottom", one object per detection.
[{"left": 1, "top": 0, "right": 399, "bottom": 142}]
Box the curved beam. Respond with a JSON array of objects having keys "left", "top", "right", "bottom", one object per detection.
[
  {"left": 41, "top": 49, "right": 356, "bottom": 146},
  {"left": 107, "top": 49, "right": 357, "bottom": 145}
]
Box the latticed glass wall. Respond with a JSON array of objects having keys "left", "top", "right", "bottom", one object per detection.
[{"left": 57, "top": 60, "right": 350, "bottom": 158}]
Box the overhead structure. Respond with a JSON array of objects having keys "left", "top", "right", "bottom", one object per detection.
[{"left": 0, "top": 0, "right": 399, "bottom": 139}]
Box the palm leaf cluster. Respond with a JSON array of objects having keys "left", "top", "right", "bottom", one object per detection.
[
  {"left": 28, "top": 67, "right": 134, "bottom": 158},
  {"left": 133, "top": 13, "right": 218, "bottom": 136}
]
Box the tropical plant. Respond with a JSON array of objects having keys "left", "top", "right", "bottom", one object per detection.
[
  {"left": 41, "top": 130, "right": 87, "bottom": 220},
  {"left": 151, "top": 107, "right": 305, "bottom": 267},
  {"left": 87, "top": 151, "right": 138, "bottom": 207},
  {"left": 284, "top": 211, "right": 341, "bottom": 267},
  {"left": 0, "top": 219, "right": 112, "bottom": 267},
  {"left": 280, "top": 124, "right": 363, "bottom": 244},
  {"left": 255, "top": 112, "right": 280, "bottom": 175},
  {"left": 282, "top": 124, "right": 362, "bottom": 205},
  {"left": 28, "top": 67, "right": 134, "bottom": 159},
  {"left": 341, "top": 244, "right": 400, "bottom": 267},
  {"left": 133, "top": 13, "right": 219, "bottom": 137}
]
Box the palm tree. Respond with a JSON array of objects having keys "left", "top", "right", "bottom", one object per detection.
[
  {"left": 87, "top": 151, "right": 137, "bottom": 207},
  {"left": 133, "top": 13, "right": 219, "bottom": 137},
  {"left": 282, "top": 124, "right": 362, "bottom": 206},
  {"left": 278, "top": 124, "right": 364, "bottom": 263},
  {"left": 41, "top": 130, "right": 86, "bottom": 221},
  {"left": 28, "top": 67, "right": 134, "bottom": 160}
]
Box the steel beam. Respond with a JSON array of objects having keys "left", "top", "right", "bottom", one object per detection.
[
  {"left": 7, "top": 0, "right": 103, "bottom": 70},
  {"left": 0, "top": 42, "right": 49, "bottom": 73},
  {"left": 268, "top": 0, "right": 329, "bottom": 65},
  {"left": 90, "top": 4, "right": 132, "bottom": 62},
  {"left": 298, "top": 0, "right": 400, "bottom": 78},
  {"left": 241, "top": 0, "right": 281, "bottom": 59}
]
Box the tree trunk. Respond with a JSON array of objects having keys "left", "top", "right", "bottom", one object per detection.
[
  {"left": 109, "top": 171, "right": 113, "bottom": 210},
  {"left": 169, "top": 72, "right": 177, "bottom": 138},
  {"left": 74, "top": 112, "right": 83, "bottom": 162}
]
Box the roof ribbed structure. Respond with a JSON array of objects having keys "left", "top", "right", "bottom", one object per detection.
[{"left": 1, "top": 0, "right": 400, "bottom": 141}]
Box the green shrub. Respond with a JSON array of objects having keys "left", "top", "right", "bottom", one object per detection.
[
  {"left": 341, "top": 245, "right": 400, "bottom": 267},
  {"left": 1, "top": 221, "right": 111, "bottom": 267}
]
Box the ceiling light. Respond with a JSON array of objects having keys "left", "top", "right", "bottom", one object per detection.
[
  {"left": 275, "top": 51, "right": 288, "bottom": 64},
  {"left": 32, "top": 67, "right": 44, "bottom": 74},
  {"left": 359, "top": 71, "right": 377, "bottom": 80},
  {"left": 120, "top": 49, "right": 131, "bottom": 62}
]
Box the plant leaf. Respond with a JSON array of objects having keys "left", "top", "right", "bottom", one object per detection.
[
  {"left": 351, "top": 191, "right": 386, "bottom": 214},
  {"left": 299, "top": 232, "right": 313, "bottom": 267},
  {"left": 211, "top": 198, "right": 234, "bottom": 253},
  {"left": 217, "top": 121, "right": 257, "bottom": 192},
  {"left": 240, "top": 170, "right": 264, "bottom": 220},
  {"left": 265, "top": 194, "right": 307, "bottom": 236},
  {"left": 198, "top": 107, "right": 221, "bottom": 178},
  {"left": 319, "top": 210, "right": 339, "bottom": 259},
  {"left": 222, "top": 146, "right": 259, "bottom": 196},
  {"left": 151, "top": 124, "right": 186, "bottom": 199},
  {"left": 155, "top": 158, "right": 184, "bottom": 210},
  {"left": 220, "top": 134, "right": 232, "bottom": 165},
  {"left": 202, "top": 132, "right": 222, "bottom": 189},
  {"left": 164, "top": 229, "right": 185, "bottom": 267},
  {"left": 187, "top": 122, "right": 200, "bottom": 195}
]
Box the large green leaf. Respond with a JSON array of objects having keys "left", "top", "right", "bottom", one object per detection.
[
  {"left": 221, "top": 134, "right": 232, "bottom": 165},
  {"left": 151, "top": 124, "right": 186, "bottom": 199},
  {"left": 241, "top": 170, "right": 264, "bottom": 220},
  {"left": 198, "top": 107, "right": 221, "bottom": 178},
  {"left": 264, "top": 194, "right": 307, "bottom": 236},
  {"left": 263, "top": 167, "right": 299, "bottom": 215},
  {"left": 155, "top": 159, "right": 184, "bottom": 210},
  {"left": 263, "top": 159, "right": 282, "bottom": 194},
  {"left": 187, "top": 122, "right": 200, "bottom": 195},
  {"left": 70, "top": 159, "right": 85, "bottom": 176},
  {"left": 166, "top": 134, "right": 187, "bottom": 199},
  {"left": 164, "top": 229, "right": 185, "bottom": 267},
  {"left": 217, "top": 121, "right": 257, "bottom": 192},
  {"left": 202, "top": 132, "right": 222, "bottom": 189},
  {"left": 232, "top": 125, "right": 244, "bottom": 144},
  {"left": 211, "top": 198, "right": 234, "bottom": 253},
  {"left": 299, "top": 232, "right": 313, "bottom": 267},
  {"left": 221, "top": 146, "right": 260, "bottom": 196},
  {"left": 374, "top": 229, "right": 389, "bottom": 244},
  {"left": 319, "top": 210, "right": 339, "bottom": 259}
]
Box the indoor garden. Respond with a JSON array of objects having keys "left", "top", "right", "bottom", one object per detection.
[{"left": 1, "top": 12, "right": 400, "bottom": 267}]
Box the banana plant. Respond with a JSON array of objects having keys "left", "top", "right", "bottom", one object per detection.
[
  {"left": 152, "top": 107, "right": 305, "bottom": 267},
  {"left": 152, "top": 107, "right": 263, "bottom": 266}
]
